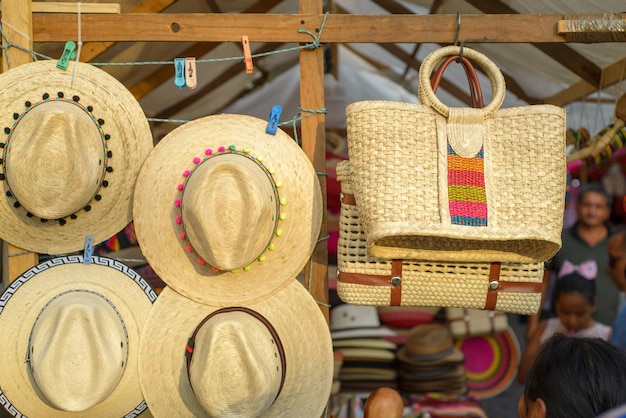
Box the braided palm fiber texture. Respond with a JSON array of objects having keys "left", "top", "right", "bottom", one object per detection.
[
  {"left": 336, "top": 161, "right": 542, "bottom": 315},
  {"left": 346, "top": 100, "right": 566, "bottom": 263}
]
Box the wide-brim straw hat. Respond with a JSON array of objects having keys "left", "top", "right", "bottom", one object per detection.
[
  {"left": 133, "top": 114, "right": 322, "bottom": 306},
  {"left": 0, "top": 60, "right": 153, "bottom": 254},
  {"left": 455, "top": 326, "right": 520, "bottom": 399},
  {"left": 396, "top": 323, "right": 465, "bottom": 366},
  {"left": 0, "top": 256, "right": 157, "bottom": 417},
  {"left": 138, "top": 280, "right": 333, "bottom": 417}
]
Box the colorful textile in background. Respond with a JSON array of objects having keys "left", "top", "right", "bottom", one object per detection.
[{"left": 95, "top": 222, "right": 166, "bottom": 290}]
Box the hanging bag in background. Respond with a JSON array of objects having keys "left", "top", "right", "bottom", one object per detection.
[
  {"left": 336, "top": 160, "right": 544, "bottom": 314},
  {"left": 345, "top": 45, "right": 566, "bottom": 264}
]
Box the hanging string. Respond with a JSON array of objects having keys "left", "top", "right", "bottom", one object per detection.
[
  {"left": 0, "top": 14, "right": 330, "bottom": 126},
  {"left": 285, "top": 107, "right": 328, "bottom": 145},
  {"left": 0, "top": 19, "right": 39, "bottom": 68},
  {"left": 88, "top": 12, "right": 330, "bottom": 67},
  {"left": 71, "top": 2, "right": 83, "bottom": 87}
]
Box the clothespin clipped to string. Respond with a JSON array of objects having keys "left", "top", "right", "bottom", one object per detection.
[
  {"left": 174, "top": 58, "right": 186, "bottom": 89},
  {"left": 266, "top": 105, "right": 282, "bottom": 135},
  {"left": 185, "top": 57, "right": 197, "bottom": 89},
  {"left": 57, "top": 41, "right": 77, "bottom": 71},
  {"left": 83, "top": 234, "right": 94, "bottom": 264},
  {"left": 242, "top": 36, "right": 253, "bottom": 74}
]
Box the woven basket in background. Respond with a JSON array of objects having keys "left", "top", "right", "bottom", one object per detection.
[{"left": 336, "top": 160, "right": 543, "bottom": 314}]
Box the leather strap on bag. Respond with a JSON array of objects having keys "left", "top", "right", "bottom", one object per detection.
[
  {"left": 430, "top": 55, "right": 484, "bottom": 108},
  {"left": 338, "top": 259, "right": 404, "bottom": 306},
  {"left": 340, "top": 194, "right": 542, "bottom": 309}
]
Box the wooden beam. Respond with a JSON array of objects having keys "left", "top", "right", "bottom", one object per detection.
[
  {"left": 299, "top": 0, "right": 329, "bottom": 323},
  {"left": 128, "top": 0, "right": 284, "bottom": 100},
  {"left": 0, "top": 0, "right": 39, "bottom": 287},
  {"left": 27, "top": 2, "right": 120, "bottom": 14},
  {"left": 129, "top": 41, "right": 219, "bottom": 99},
  {"left": 545, "top": 57, "right": 626, "bottom": 106},
  {"left": 154, "top": 42, "right": 284, "bottom": 119},
  {"left": 81, "top": 0, "right": 179, "bottom": 62},
  {"left": 28, "top": 13, "right": 599, "bottom": 43},
  {"left": 465, "top": 0, "right": 603, "bottom": 89},
  {"left": 2, "top": 0, "right": 33, "bottom": 70}
]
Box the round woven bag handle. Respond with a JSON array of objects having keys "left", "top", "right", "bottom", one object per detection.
[{"left": 419, "top": 45, "right": 506, "bottom": 118}]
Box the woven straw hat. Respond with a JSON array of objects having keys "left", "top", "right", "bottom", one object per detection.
[
  {"left": 0, "top": 60, "right": 153, "bottom": 254},
  {"left": 133, "top": 114, "right": 322, "bottom": 306},
  {"left": 0, "top": 256, "right": 157, "bottom": 417},
  {"left": 397, "top": 323, "right": 464, "bottom": 366},
  {"left": 330, "top": 304, "right": 397, "bottom": 340},
  {"left": 138, "top": 280, "right": 333, "bottom": 417}
]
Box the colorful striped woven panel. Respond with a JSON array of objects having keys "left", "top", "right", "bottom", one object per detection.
[{"left": 447, "top": 142, "right": 488, "bottom": 226}]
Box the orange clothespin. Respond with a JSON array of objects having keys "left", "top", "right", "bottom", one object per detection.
[
  {"left": 242, "top": 36, "right": 253, "bottom": 74},
  {"left": 185, "top": 57, "right": 197, "bottom": 89}
]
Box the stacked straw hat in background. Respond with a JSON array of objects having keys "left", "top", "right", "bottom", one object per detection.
[
  {"left": 396, "top": 324, "right": 467, "bottom": 396},
  {"left": 330, "top": 305, "right": 398, "bottom": 393}
]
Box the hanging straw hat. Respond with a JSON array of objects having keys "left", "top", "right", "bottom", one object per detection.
[
  {"left": 0, "top": 60, "right": 153, "bottom": 254},
  {"left": 138, "top": 280, "right": 333, "bottom": 417},
  {"left": 133, "top": 114, "right": 323, "bottom": 306},
  {"left": 0, "top": 255, "right": 157, "bottom": 417}
]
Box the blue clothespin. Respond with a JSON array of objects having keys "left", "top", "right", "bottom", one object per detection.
[
  {"left": 83, "top": 234, "right": 93, "bottom": 264},
  {"left": 57, "top": 41, "right": 77, "bottom": 71},
  {"left": 266, "top": 105, "right": 282, "bottom": 135},
  {"left": 174, "top": 58, "right": 186, "bottom": 89}
]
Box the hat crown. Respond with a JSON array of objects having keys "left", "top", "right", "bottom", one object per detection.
[
  {"left": 330, "top": 304, "right": 381, "bottom": 331},
  {"left": 182, "top": 154, "right": 276, "bottom": 271},
  {"left": 6, "top": 101, "right": 103, "bottom": 219},
  {"left": 405, "top": 323, "right": 454, "bottom": 356},
  {"left": 28, "top": 291, "right": 127, "bottom": 412},
  {"left": 188, "top": 310, "right": 283, "bottom": 417}
]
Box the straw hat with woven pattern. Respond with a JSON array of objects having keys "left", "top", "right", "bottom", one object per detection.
[
  {"left": 0, "top": 256, "right": 157, "bottom": 417},
  {"left": 133, "top": 114, "right": 323, "bottom": 306},
  {"left": 138, "top": 280, "right": 333, "bottom": 417},
  {"left": 0, "top": 60, "right": 153, "bottom": 254}
]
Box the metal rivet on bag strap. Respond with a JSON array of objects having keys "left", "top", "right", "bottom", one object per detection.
[
  {"left": 391, "top": 276, "right": 402, "bottom": 287},
  {"left": 489, "top": 281, "right": 499, "bottom": 291}
]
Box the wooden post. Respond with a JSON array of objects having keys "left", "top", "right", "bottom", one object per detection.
[
  {"left": 0, "top": 0, "right": 38, "bottom": 289},
  {"left": 299, "top": 0, "right": 329, "bottom": 322}
]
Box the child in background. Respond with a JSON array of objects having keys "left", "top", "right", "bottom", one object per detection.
[{"left": 517, "top": 260, "right": 612, "bottom": 384}]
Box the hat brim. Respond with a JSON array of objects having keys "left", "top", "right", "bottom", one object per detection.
[
  {"left": 0, "top": 256, "right": 157, "bottom": 417},
  {"left": 331, "top": 326, "right": 397, "bottom": 340},
  {"left": 455, "top": 326, "right": 520, "bottom": 399},
  {"left": 333, "top": 338, "right": 397, "bottom": 350},
  {"left": 133, "top": 114, "right": 322, "bottom": 306},
  {"left": 0, "top": 60, "right": 153, "bottom": 254},
  {"left": 396, "top": 345, "right": 465, "bottom": 366},
  {"left": 138, "top": 281, "right": 333, "bottom": 417}
]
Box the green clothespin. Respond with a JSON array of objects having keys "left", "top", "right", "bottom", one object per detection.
[{"left": 57, "top": 41, "right": 77, "bottom": 70}]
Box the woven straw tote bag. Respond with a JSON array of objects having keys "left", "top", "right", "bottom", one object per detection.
[
  {"left": 345, "top": 45, "right": 566, "bottom": 264},
  {"left": 336, "top": 160, "right": 543, "bottom": 314}
]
